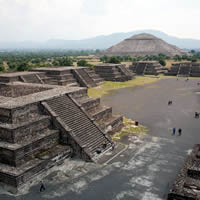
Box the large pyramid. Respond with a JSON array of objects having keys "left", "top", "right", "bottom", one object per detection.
[{"left": 100, "top": 33, "right": 187, "bottom": 57}]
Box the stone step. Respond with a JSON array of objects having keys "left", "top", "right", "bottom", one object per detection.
[
  {"left": 22, "top": 74, "right": 41, "bottom": 84},
  {"left": 97, "top": 115, "right": 123, "bottom": 132},
  {"left": 79, "top": 97, "right": 100, "bottom": 111},
  {"left": 0, "top": 144, "right": 71, "bottom": 188},
  {"left": 74, "top": 68, "right": 97, "bottom": 88},
  {"left": 0, "top": 129, "right": 59, "bottom": 167},
  {"left": 47, "top": 74, "right": 74, "bottom": 80},
  {"left": 45, "top": 95, "right": 111, "bottom": 158},
  {"left": 0, "top": 116, "right": 52, "bottom": 143},
  {"left": 88, "top": 106, "right": 112, "bottom": 121}
]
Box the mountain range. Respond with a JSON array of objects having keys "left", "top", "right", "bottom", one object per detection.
[{"left": 0, "top": 30, "right": 200, "bottom": 50}]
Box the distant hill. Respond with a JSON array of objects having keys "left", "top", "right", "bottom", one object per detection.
[
  {"left": 0, "top": 30, "right": 200, "bottom": 50},
  {"left": 101, "top": 33, "right": 187, "bottom": 57}
]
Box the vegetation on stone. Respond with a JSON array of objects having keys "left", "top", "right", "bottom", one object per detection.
[{"left": 112, "top": 117, "right": 148, "bottom": 141}]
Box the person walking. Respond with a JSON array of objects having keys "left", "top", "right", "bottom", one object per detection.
[
  {"left": 195, "top": 112, "right": 199, "bottom": 118},
  {"left": 172, "top": 128, "right": 176, "bottom": 135},
  {"left": 40, "top": 180, "right": 46, "bottom": 192},
  {"left": 178, "top": 128, "right": 182, "bottom": 136}
]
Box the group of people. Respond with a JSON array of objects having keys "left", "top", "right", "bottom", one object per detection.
[
  {"left": 168, "top": 100, "right": 173, "bottom": 106},
  {"left": 172, "top": 128, "right": 182, "bottom": 136},
  {"left": 168, "top": 100, "right": 183, "bottom": 136},
  {"left": 95, "top": 141, "right": 115, "bottom": 155}
]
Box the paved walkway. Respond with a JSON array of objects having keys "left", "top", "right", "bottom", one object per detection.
[{"left": 1, "top": 77, "right": 200, "bottom": 200}]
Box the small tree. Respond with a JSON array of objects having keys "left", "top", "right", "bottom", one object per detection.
[
  {"left": 100, "top": 55, "right": 109, "bottom": 63},
  {"left": 16, "top": 62, "right": 31, "bottom": 71},
  {"left": 77, "top": 59, "right": 89, "bottom": 66},
  {"left": 159, "top": 59, "right": 166, "bottom": 66},
  {"left": 0, "top": 65, "right": 5, "bottom": 72},
  {"left": 108, "top": 56, "right": 121, "bottom": 64}
]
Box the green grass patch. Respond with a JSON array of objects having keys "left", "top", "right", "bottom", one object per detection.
[
  {"left": 112, "top": 117, "right": 148, "bottom": 140},
  {"left": 88, "top": 76, "right": 160, "bottom": 98}
]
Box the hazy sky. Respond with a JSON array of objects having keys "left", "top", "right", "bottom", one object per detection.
[{"left": 0, "top": 0, "right": 200, "bottom": 42}]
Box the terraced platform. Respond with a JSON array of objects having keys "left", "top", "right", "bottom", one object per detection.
[
  {"left": 95, "top": 63, "right": 134, "bottom": 82},
  {"left": 0, "top": 80, "right": 123, "bottom": 190}
]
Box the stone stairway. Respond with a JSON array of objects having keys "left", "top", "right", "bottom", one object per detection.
[
  {"left": 73, "top": 68, "right": 97, "bottom": 88},
  {"left": 20, "top": 74, "right": 42, "bottom": 84},
  {"left": 178, "top": 64, "right": 190, "bottom": 77},
  {"left": 136, "top": 63, "right": 146, "bottom": 75},
  {"left": 76, "top": 93, "right": 123, "bottom": 134},
  {"left": 84, "top": 68, "right": 104, "bottom": 85},
  {"left": 117, "top": 65, "right": 133, "bottom": 80},
  {"left": 95, "top": 64, "right": 129, "bottom": 82},
  {"left": 44, "top": 94, "right": 112, "bottom": 160},
  {"left": 142, "top": 64, "right": 148, "bottom": 75},
  {"left": 33, "top": 69, "right": 80, "bottom": 87}
]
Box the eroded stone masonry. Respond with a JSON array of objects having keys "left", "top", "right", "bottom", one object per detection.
[
  {"left": 168, "top": 144, "right": 200, "bottom": 200},
  {"left": 167, "top": 62, "right": 200, "bottom": 77},
  {"left": 95, "top": 64, "right": 135, "bottom": 81},
  {"left": 0, "top": 67, "right": 123, "bottom": 191},
  {"left": 129, "top": 61, "right": 168, "bottom": 75}
]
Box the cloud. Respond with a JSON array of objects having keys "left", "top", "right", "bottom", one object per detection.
[
  {"left": 81, "top": 0, "right": 108, "bottom": 16},
  {"left": 0, "top": 0, "right": 200, "bottom": 42}
]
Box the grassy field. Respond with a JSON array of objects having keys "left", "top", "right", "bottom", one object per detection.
[{"left": 88, "top": 76, "right": 160, "bottom": 98}]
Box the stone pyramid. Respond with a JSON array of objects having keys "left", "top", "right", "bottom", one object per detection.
[{"left": 101, "top": 33, "right": 187, "bottom": 57}]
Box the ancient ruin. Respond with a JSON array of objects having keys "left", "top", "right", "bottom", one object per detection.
[
  {"left": 129, "top": 61, "right": 168, "bottom": 75},
  {"left": 0, "top": 67, "right": 103, "bottom": 88},
  {"left": 168, "top": 144, "right": 200, "bottom": 200},
  {"left": 167, "top": 62, "right": 200, "bottom": 77},
  {"left": 94, "top": 64, "right": 134, "bottom": 81},
  {"left": 0, "top": 70, "right": 123, "bottom": 191},
  {"left": 100, "top": 33, "right": 187, "bottom": 57}
]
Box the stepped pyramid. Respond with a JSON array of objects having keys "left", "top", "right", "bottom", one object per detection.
[
  {"left": 0, "top": 71, "right": 123, "bottom": 190},
  {"left": 101, "top": 33, "right": 187, "bottom": 57}
]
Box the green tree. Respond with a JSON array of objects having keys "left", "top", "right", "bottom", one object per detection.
[
  {"left": 100, "top": 55, "right": 109, "bottom": 63},
  {"left": 77, "top": 59, "right": 89, "bottom": 66},
  {"left": 16, "top": 62, "right": 31, "bottom": 71},
  {"left": 108, "top": 56, "right": 121, "bottom": 64},
  {"left": 159, "top": 59, "right": 166, "bottom": 66},
  {"left": 0, "top": 65, "right": 5, "bottom": 72}
]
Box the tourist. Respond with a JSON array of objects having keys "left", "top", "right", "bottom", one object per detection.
[
  {"left": 111, "top": 142, "right": 115, "bottom": 150},
  {"left": 195, "top": 112, "right": 199, "bottom": 118},
  {"left": 102, "top": 141, "right": 107, "bottom": 149},
  {"left": 178, "top": 128, "right": 182, "bottom": 136},
  {"left": 96, "top": 147, "right": 101, "bottom": 154},
  {"left": 168, "top": 100, "right": 172, "bottom": 106},
  {"left": 40, "top": 180, "right": 46, "bottom": 192},
  {"left": 172, "top": 128, "right": 176, "bottom": 135}
]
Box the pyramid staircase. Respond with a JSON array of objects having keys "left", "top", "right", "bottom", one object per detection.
[
  {"left": 117, "top": 65, "right": 134, "bottom": 80},
  {"left": 74, "top": 91, "right": 123, "bottom": 133},
  {"left": 95, "top": 64, "right": 133, "bottom": 82},
  {"left": 177, "top": 64, "right": 190, "bottom": 77},
  {"left": 73, "top": 68, "right": 97, "bottom": 88},
  {"left": 43, "top": 94, "right": 112, "bottom": 161},
  {"left": 142, "top": 64, "right": 148, "bottom": 75},
  {"left": 84, "top": 68, "right": 104, "bottom": 85},
  {"left": 38, "top": 70, "right": 79, "bottom": 87},
  {"left": 20, "top": 74, "right": 43, "bottom": 84}
]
